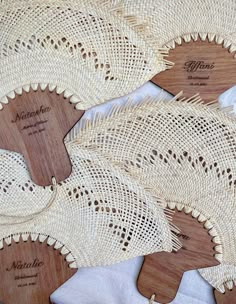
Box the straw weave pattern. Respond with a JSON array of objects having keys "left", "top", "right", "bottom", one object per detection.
[
  {"left": 0, "top": 143, "right": 175, "bottom": 267},
  {"left": 108, "top": 0, "right": 236, "bottom": 291},
  {"left": 75, "top": 94, "right": 236, "bottom": 291},
  {"left": 110, "top": 0, "right": 236, "bottom": 52},
  {"left": 0, "top": 0, "right": 167, "bottom": 110}
]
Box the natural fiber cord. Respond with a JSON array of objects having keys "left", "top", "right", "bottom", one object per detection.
[
  {"left": 73, "top": 92, "right": 236, "bottom": 292},
  {"left": 110, "top": 0, "right": 236, "bottom": 53},
  {"left": 0, "top": 0, "right": 170, "bottom": 111}
]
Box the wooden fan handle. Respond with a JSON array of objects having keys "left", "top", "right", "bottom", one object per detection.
[
  {"left": 0, "top": 86, "right": 84, "bottom": 186},
  {"left": 138, "top": 252, "right": 184, "bottom": 303},
  {"left": 137, "top": 209, "right": 219, "bottom": 303}
]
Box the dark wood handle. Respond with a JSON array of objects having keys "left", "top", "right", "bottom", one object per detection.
[
  {"left": 138, "top": 252, "right": 184, "bottom": 303},
  {"left": 137, "top": 210, "right": 219, "bottom": 303},
  {"left": 24, "top": 141, "right": 72, "bottom": 186}
]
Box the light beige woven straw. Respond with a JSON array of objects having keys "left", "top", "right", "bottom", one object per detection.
[
  {"left": 72, "top": 92, "right": 236, "bottom": 292},
  {"left": 110, "top": 0, "right": 236, "bottom": 53},
  {"left": 0, "top": 124, "right": 180, "bottom": 267},
  {"left": 109, "top": 0, "right": 236, "bottom": 292},
  {"left": 0, "top": 0, "right": 179, "bottom": 270},
  {"left": 0, "top": 0, "right": 171, "bottom": 111}
]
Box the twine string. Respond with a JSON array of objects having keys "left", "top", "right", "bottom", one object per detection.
[{"left": 149, "top": 294, "right": 156, "bottom": 304}]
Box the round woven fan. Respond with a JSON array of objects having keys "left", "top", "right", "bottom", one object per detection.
[
  {"left": 0, "top": 130, "right": 179, "bottom": 267},
  {"left": 110, "top": 0, "right": 236, "bottom": 52},
  {"left": 108, "top": 0, "right": 236, "bottom": 293},
  {"left": 74, "top": 92, "right": 236, "bottom": 293},
  {"left": 0, "top": 0, "right": 170, "bottom": 111}
]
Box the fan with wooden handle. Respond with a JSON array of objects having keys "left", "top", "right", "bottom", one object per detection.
[
  {"left": 110, "top": 0, "right": 236, "bottom": 102},
  {"left": 74, "top": 92, "right": 236, "bottom": 302}
]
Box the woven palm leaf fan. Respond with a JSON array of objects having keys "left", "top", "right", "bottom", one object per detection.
[
  {"left": 73, "top": 92, "right": 236, "bottom": 294},
  {"left": 0, "top": 142, "right": 179, "bottom": 267},
  {"left": 0, "top": 0, "right": 171, "bottom": 111}
]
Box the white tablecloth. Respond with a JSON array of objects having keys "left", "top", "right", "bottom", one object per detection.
[{"left": 51, "top": 83, "right": 236, "bottom": 304}]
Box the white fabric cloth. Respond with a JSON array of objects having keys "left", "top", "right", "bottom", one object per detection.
[
  {"left": 51, "top": 84, "right": 236, "bottom": 304},
  {"left": 51, "top": 257, "right": 215, "bottom": 304}
]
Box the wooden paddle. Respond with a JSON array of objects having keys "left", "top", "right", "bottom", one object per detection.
[{"left": 137, "top": 209, "right": 220, "bottom": 303}]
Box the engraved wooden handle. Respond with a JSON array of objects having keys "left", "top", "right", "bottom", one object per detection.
[
  {"left": 152, "top": 40, "right": 236, "bottom": 102},
  {"left": 0, "top": 87, "right": 84, "bottom": 186}
]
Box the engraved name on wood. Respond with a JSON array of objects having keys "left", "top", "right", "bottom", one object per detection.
[
  {"left": 0, "top": 237, "right": 77, "bottom": 304},
  {"left": 152, "top": 40, "right": 236, "bottom": 102},
  {"left": 0, "top": 87, "right": 84, "bottom": 186}
]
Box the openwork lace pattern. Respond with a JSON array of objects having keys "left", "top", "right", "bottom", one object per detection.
[
  {"left": 75, "top": 93, "right": 236, "bottom": 291},
  {"left": 0, "top": 145, "right": 177, "bottom": 267},
  {"left": 0, "top": 0, "right": 170, "bottom": 110}
]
